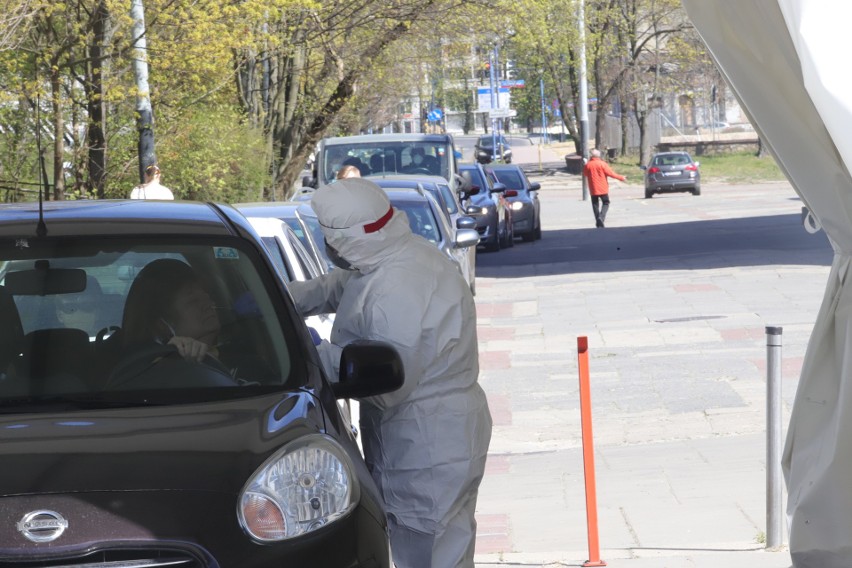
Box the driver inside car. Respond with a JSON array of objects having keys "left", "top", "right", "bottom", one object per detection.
[{"left": 110, "top": 258, "right": 271, "bottom": 388}]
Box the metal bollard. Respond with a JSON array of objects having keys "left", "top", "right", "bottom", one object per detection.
[{"left": 765, "top": 326, "right": 783, "bottom": 549}]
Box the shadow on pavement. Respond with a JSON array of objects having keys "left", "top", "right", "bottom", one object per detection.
[{"left": 476, "top": 213, "right": 833, "bottom": 277}]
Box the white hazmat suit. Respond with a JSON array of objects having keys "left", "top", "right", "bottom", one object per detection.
[{"left": 288, "top": 178, "right": 492, "bottom": 568}]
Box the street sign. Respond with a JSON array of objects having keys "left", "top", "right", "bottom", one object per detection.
[
  {"left": 489, "top": 108, "right": 517, "bottom": 118},
  {"left": 500, "top": 79, "right": 526, "bottom": 88},
  {"left": 427, "top": 108, "right": 443, "bottom": 122}
]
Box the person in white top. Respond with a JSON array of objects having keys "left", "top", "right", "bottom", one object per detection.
[{"left": 130, "top": 164, "right": 175, "bottom": 200}]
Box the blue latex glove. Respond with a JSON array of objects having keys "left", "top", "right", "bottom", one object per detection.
[{"left": 308, "top": 327, "right": 322, "bottom": 346}]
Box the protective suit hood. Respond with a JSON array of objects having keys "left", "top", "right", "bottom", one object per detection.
[{"left": 311, "top": 178, "right": 413, "bottom": 274}]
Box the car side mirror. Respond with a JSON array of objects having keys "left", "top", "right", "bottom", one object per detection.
[
  {"left": 333, "top": 340, "right": 404, "bottom": 399},
  {"left": 464, "top": 205, "right": 482, "bottom": 216},
  {"left": 456, "top": 216, "right": 476, "bottom": 230},
  {"left": 529, "top": 182, "right": 541, "bottom": 191},
  {"left": 490, "top": 182, "right": 507, "bottom": 193},
  {"left": 302, "top": 175, "right": 314, "bottom": 188},
  {"left": 639, "top": 165, "right": 647, "bottom": 170},
  {"left": 454, "top": 229, "right": 480, "bottom": 249},
  {"left": 503, "top": 189, "right": 518, "bottom": 198}
]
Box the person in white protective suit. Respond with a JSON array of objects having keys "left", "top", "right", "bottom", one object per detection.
[{"left": 287, "top": 177, "right": 492, "bottom": 568}]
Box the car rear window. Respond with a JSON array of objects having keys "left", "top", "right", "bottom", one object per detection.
[{"left": 0, "top": 237, "right": 305, "bottom": 411}]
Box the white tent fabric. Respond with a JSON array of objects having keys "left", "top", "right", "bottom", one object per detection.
[{"left": 682, "top": 2, "right": 852, "bottom": 566}]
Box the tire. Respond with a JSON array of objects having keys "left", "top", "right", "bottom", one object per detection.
[
  {"left": 522, "top": 231, "right": 535, "bottom": 242},
  {"left": 534, "top": 219, "right": 542, "bottom": 240},
  {"left": 505, "top": 222, "right": 515, "bottom": 248},
  {"left": 645, "top": 189, "right": 653, "bottom": 199},
  {"left": 692, "top": 186, "right": 701, "bottom": 196}
]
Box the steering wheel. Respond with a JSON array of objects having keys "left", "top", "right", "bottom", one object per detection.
[
  {"left": 106, "top": 343, "right": 239, "bottom": 390},
  {"left": 404, "top": 167, "right": 433, "bottom": 175}
]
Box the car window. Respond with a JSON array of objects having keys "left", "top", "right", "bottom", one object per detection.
[
  {"left": 298, "top": 213, "right": 335, "bottom": 272},
  {"left": 437, "top": 183, "right": 458, "bottom": 215},
  {"left": 492, "top": 169, "right": 524, "bottom": 190},
  {"left": 322, "top": 141, "right": 451, "bottom": 184},
  {"left": 393, "top": 201, "right": 441, "bottom": 244},
  {"left": 0, "top": 238, "right": 303, "bottom": 409}
]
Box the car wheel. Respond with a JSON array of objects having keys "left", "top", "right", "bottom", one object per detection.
[
  {"left": 534, "top": 219, "right": 542, "bottom": 240},
  {"left": 522, "top": 230, "right": 535, "bottom": 242},
  {"left": 505, "top": 222, "right": 515, "bottom": 248},
  {"left": 645, "top": 189, "right": 653, "bottom": 199},
  {"left": 692, "top": 186, "right": 701, "bottom": 196}
]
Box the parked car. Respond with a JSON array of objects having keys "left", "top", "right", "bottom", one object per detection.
[
  {"left": 474, "top": 134, "right": 512, "bottom": 164},
  {"left": 458, "top": 162, "right": 515, "bottom": 252},
  {"left": 0, "top": 199, "right": 402, "bottom": 567},
  {"left": 236, "top": 201, "right": 335, "bottom": 273},
  {"left": 488, "top": 163, "right": 542, "bottom": 242},
  {"left": 245, "top": 216, "right": 333, "bottom": 342},
  {"left": 379, "top": 186, "right": 479, "bottom": 294},
  {"left": 370, "top": 175, "right": 477, "bottom": 291},
  {"left": 641, "top": 151, "right": 701, "bottom": 198}
]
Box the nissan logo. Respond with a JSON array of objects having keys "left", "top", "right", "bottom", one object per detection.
[{"left": 17, "top": 510, "right": 68, "bottom": 543}]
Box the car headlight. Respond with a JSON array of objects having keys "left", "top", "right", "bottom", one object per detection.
[
  {"left": 511, "top": 202, "right": 524, "bottom": 211},
  {"left": 238, "top": 434, "right": 358, "bottom": 542}
]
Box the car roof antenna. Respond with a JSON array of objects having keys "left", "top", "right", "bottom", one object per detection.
[{"left": 35, "top": 91, "right": 47, "bottom": 238}]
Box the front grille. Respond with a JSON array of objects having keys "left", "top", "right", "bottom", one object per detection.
[{"left": 0, "top": 548, "right": 204, "bottom": 568}]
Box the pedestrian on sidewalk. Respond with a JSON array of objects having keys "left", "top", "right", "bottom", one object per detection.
[
  {"left": 583, "top": 148, "right": 626, "bottom": 228},
  {"left": 130, "top": 164, "right": 175, "bottom": 200}
]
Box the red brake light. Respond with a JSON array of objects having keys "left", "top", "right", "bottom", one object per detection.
[
  {"left": 648, "top": 166, "right": 660, "bottom": 174},
  {"left": 685, "top": 164, "right": 698, "bottom": 171}
]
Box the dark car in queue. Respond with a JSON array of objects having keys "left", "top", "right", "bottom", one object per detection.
[
  {"left": 641, "top": 151, "right": 701, "bottom": 198},
  {"left": 474, "top": 134, "right": 512, "bottom": 164},
  {"left": 0, "top": 199, "right": 402, "bottom": 567},
  {"left": 458, "top": 162, "right": 515, "bottom": 252},
  {"left": 377, "top": 187, "right": 479, "bottom": 294},
  {"left": 487, "top": 164, "right": 542, "bottom": 242}
]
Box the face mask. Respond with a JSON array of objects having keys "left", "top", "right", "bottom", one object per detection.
[
  {"left": 413, "top": 154, "right": 423, "bottom": 165},
  {"left": 324, "top": 239, "right": 354, "bottom": 271}
]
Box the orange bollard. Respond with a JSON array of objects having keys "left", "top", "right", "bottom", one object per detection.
[{"left": 577, "top": 336, "right": 606, "bottom": 567}]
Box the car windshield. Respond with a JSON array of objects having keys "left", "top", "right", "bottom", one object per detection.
[
  {"left": 492, "top": 169, "right": 524, "bottom": 190},
  {"left": 321, "top": 141, "right": 451, "bottom": 184},
  {"left": 653, "top": 154, "right": 691, "bottom": 166},
  {"left": 0, "top": 238, "right": 303, "bottom": 411},
  {"left": 392, "top": 201, "right": 441, "bottom": 244}
]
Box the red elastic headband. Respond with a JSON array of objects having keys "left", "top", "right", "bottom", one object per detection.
[{"left": 362, "top": 206, "right": 394, "bottom": 234}]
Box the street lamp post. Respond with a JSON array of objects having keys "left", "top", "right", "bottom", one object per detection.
[
  {"left": 540, "top": 76, "right": 548, "bottom": 145},
  {"left": 578, "top": 0, "right": 589, "bottom": 200}
]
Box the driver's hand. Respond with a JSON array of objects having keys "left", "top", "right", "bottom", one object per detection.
[{"left": 168, "top": 336, "right": 210, "bottom": 362}]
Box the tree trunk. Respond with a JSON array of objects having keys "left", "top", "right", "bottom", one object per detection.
[
  {"left": 87, "top": 0, "right": 108, "bottom": 198},
  {"left": 50, "top": 68, "right": 65, "bottom": 200}
]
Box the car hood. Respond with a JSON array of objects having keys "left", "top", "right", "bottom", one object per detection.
[{"left": 0, "top": 391, "right": 323, "bottom": 496}]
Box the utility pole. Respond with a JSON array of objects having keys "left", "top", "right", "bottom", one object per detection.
[
  {"left": 488, "top": 46, "right": 498, "bottom": 162},
  {"left": 578, "top": 0, "right": 589, "bottom": 200},
  {"left": 130, "top": 0, "right": 156, "bottom": 183},
  {"left": 540, "top": 76, "right": 548, "bottom": 145}
]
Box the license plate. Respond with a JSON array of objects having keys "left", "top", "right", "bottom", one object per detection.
[{"left": 662, "top": 171, "right": 680, "bottom": 176}]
